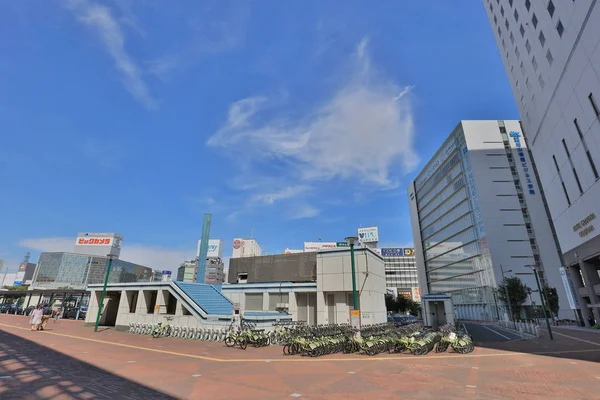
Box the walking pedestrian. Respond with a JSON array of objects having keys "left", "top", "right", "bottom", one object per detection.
[
  {"left": 29, "top": 305, "right": 43, "bottom": 331},
  {"left": 40, "top": 304, "right": 52, "bottom": 330}
]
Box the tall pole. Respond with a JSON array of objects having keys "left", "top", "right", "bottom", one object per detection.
[
  {"left": 500, "top": 265, "right": 516, "bottom": 330},
  {"left": 350, "top": 242, "right": 358, "bottom": 310},
  {"left": 533, "top": 267, "right": 553, "bottom": 340},
  {"left": 492, "top": 290, "right": 501, "bottom": 320},
  {"left": 94, "top": 255, "right": 114, "bottom": 332}
]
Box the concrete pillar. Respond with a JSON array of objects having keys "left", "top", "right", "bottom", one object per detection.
[{"left": 578, "top": 260, "right": 600, "bottom": 325}]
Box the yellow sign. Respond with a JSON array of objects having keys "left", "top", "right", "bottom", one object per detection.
[
  {"left": 350, "top": 309, "right": 360, "bottom": 317},
  {"left": 154, "top": 305, "right": 160, "bottom": 311}
]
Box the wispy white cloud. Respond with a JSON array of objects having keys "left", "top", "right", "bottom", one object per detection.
[
  {"left": 251, "top": 185, "right": 310, "bottom": 205},
  {"left": 208, "top": 37, "right": 419, "bottom": 188},
  {"left": 19, "top": 237, "right": 193, "bottom": 272},
  {"left": 289, "top": 204, "right": 320, "bottom": 220},
  {"left": 65, "top": 0, "right": 157, "bottom": 109}
]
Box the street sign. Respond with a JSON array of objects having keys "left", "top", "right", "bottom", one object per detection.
[
  {"left": 350, "top": 309, "right": 361, "bottom": 330},
  {"left": 13, "top": 281, "right": 22, "bottom": 287}
]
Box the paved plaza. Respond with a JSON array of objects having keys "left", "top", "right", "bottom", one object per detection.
[{"left": 1, "top": 315, "right": 600, "bottom": 399}]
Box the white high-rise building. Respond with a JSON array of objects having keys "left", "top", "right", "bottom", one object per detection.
[
  {"left": 484, "top": 0, "right": 600, "bottom": 325},
  {"left": 231, "top": 238, "right": 262, "bottom": 259},
  {"left": 408, "top": 120, "right": 572, "bottom": 321}
]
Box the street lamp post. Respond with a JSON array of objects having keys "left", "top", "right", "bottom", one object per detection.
[
  {"left": 94, "top": 255, "right": 115, "bottom": 332},
  {"left": 500, "top": 264, "right": 516, "bottom": 330},
  {"left": 345, "top": 237, "right": 359, "bottom": 311},
  {"left": 526, "top": 264, "right": 553, "bottom": 340}
]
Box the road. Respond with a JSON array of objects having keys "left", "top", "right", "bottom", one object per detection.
[{"left": 462, "top": 322, "right": 523, "bottom": 342}]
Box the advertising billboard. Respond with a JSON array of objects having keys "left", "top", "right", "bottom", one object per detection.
[
  {"left": 380, "top": 248, "right": 415, "bottom": 257},
  {"left": 197, "top": 239, "right": 223, "bottom": 259},
  {"left": 412, "top": 287, "right": 421, "bottom": 303},
  {"left": 358, "top": 227, "right": 379, "bottom": 243},
  {"left": 303, "top": 242, "right": 348, "bottom": 251},
  {"left": 397, "top": 288, "right": 412, "bottom": 299}
]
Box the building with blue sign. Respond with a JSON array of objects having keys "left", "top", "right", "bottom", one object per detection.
[
  {"left": 485, "top": 0, "right": 600, "bottom": 326},
  {"left": 408, "top": 120, "right": 572, "bottom": 321}
]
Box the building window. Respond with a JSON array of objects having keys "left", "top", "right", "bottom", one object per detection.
[
  {"left": 498, "top": 26, "right": 502, "bottom": 37},
  {"left": 532, "top": 56, "right": 538, "bottom": 71},
  {"left": 494, "top": 15, "right": 498, "bottom": 25},
  {"left": 526, "top": 77, "right": 531, "bottom": 90},
  {"left": 526, "top": 40, "right": 531, "bottom": 54},
  {"left": 515, "top": 47, "right": 520, "bottom": 59},
  {"left": 538, "top": 74, "right": 545, "bottom": 89},
  {"left": 520, "top": 24, "right": 525, "bottom": 37},
  {"left": 532, "top": 13, "right": 538, "bottom": 29},
  {"left": 514, "top": 9, "right": 519, "bottom": 22},
  {"left": 557, "top": 20, "right": 564, "bottom": 37},
  {"left": 510, "top": 32, "right": 515, "bottom": 44},
  {"left": 547, "top": 0, "right": 555, "bottom": 18},
  {"left": 539, "top": 31, "right": 546, "bottom": 47},
  {"left": 546, "top": 49, "right": 554, "bottom": 65},
  {"left": 589, "top": 93, "right": 600, "bottom": 117},
  {"left": 553, "top": 155, "right": 571, "bottom": 206},
  {"left": 526, "top": 0, "right": 531, "bottom": 11},
  {"left": 509, "top": 0, "right": 514, "bottom": 6},
  {"left": 575, "top": 119, "right": 600, "bottom": 180},
  {"left": 505, "top": 19, "right": 510, "bottom": 30},
  {"left": 501, "top": 5, "right": 505, "bottom": 16},
  {"left": 520, "top": 61, "right": 525, "bottom": 74},
  {"left": 502, "top": 39, "right": 506, "bottom": 50}
]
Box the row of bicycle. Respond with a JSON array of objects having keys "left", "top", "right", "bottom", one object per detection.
[
  {"left": 279, "top": 323, "right": 475, "bottom": 357},
  {"left": 128, "top": 321, "right": 229, "bottom": 341}
]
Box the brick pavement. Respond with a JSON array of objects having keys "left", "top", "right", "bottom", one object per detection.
[{"left": 1, "top": 314, "right": 600, "bottom": 399}]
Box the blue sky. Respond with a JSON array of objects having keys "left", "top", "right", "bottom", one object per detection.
[{"left": 0, "top": 0, "right": 518, "bottom": 272}]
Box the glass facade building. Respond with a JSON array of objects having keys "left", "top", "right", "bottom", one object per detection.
[
  {"left": 409, "top": 121, "right": 570, "bottom": 321},
  {"left": 31, "top": 252, "right": 153, "bottom": 289}
]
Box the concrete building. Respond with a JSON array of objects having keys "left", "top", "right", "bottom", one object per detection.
[
  {"left": 177, "top": 258, "right": 225, "bottom": 285},
  {"left": 484, "top": 0, "right": 600, "bottom": 325},
  {"left": 31, "top": 252, "right": 153, "bottom": 290},
  {"left": 177, "top": 260, "right": 198, "bottom": 283},
  {"left": 381, "top": 247, "right": 421, "bottom": 302},
  {"left": 231, "top": 238, "right": 262, "bottom": 258},
  {"left": 408, "top": 120, "right": 571, "bottom": 321},
  {"left": 74, "top": 232, "right": 123, "bottom": 258},
  {"left": 224, "top": 249, "right": 387, "bottom": 325}
]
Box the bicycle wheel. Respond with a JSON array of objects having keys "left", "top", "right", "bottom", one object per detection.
[
  {"left": 225, "top": 336, "right": 236, "bottom": 347},
  {"left": 152, "top": 330, "right": 160, "bottom": 339},
  {"left": 238, "top": 338, "right": 248, "bottom": 350}
]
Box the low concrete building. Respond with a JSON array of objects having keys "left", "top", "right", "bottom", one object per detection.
[
  {"left": 85, "top": 281, "right": 290, "bottom": 331},
  {"left": 224, "top": 248, "right": 387, "bottom": 325}
]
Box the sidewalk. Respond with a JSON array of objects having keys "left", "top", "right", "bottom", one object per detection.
[{"left": 554, "top": 325, "right": 600, "bottom": 334}]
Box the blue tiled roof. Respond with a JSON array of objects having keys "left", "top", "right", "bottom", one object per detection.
[{"left": 174, "top": 282, "right": 233, "bottom": 315}]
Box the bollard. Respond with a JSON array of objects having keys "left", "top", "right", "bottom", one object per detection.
[
  {"left": 535, "top": 325, "right": 540, "bottom": 338},
  {"left": 519, "top": 326, "right": 525, "bottom": 339}
]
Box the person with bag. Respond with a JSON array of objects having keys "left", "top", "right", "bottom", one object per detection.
[
  {"left": 28, "top": 305, "right": 43, "bottom": 331},
  {"left": 40, "top": 304, "right": 52, "bottom": 330}
]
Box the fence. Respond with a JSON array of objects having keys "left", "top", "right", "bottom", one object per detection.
[{"left": 497, "top": 320, "right": 540, "bottom": 339}]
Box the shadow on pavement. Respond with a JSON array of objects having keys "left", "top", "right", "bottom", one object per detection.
[
  {"left": 0, "top": 329, "right": 176, "bottom": 400},
  {"left": 462, "top": 321, "right": 600, "bottom": 363}
]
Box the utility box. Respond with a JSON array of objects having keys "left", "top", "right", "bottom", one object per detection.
[{"left": 422, "top": 293, "right": 455, "bottom": 329}]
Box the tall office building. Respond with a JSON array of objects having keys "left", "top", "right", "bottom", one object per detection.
[
  {"left": 381, "top": 247, "right": 421, "bottom": 302},
  {"left": 408, "top": 120, "right": 572, "bottom": 321},
  {"left": 484, "top": 1, "right": 600, "bottom": 324}
]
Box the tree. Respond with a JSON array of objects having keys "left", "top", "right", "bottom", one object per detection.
[
  {"left": 544, "top": 286, "right": 559, "bottom": 317},
  {"left": 385, "top": 293, "right": 421, "bottom": 316},
  {"left": 497, "top": 277, "right": 529, "bottom": 318}
]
